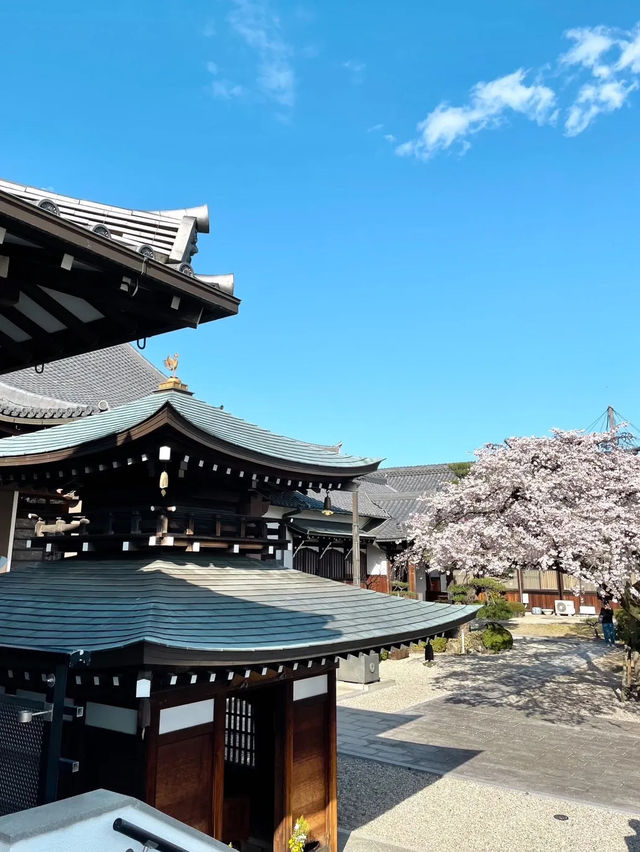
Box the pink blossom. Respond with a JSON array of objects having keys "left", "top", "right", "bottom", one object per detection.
[{"left": 396, "top": 428, "right": 640, "bottom": 602}]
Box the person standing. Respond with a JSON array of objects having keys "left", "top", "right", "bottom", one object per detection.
[{"left": 600, "top": 601, "right": 616, "bottom": 645}]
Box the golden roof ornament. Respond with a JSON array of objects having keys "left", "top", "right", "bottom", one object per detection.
[
  {"left": 164, "top": 353, "right": 179, "bottom": 376},
  {"left": 156, "top": 352, "right": 193, "bottom": 395}
]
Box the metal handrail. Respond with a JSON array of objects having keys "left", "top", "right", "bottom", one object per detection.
[{"left": 112, "top": 817, "right": 189, "bottom": 852}]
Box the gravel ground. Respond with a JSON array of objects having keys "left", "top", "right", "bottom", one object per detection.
[
  {"left": 338, "top": 655, "right": 439, "bottom": 713},
  {"left": 338, "top": 755, "right": 640, "bottom": 852},
  {"left": 338, "top": 642, "right": 640, "bottom": 723}
]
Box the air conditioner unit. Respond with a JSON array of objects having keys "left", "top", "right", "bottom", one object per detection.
[{"left": 555, "top": 600, "right": 575, "bottom": 616}]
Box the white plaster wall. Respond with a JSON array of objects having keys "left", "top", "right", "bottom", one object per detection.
[{"left": 366, "top": 543, "right": 388, "bottom": 576}]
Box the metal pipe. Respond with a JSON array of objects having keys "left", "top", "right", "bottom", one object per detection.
[{"left": 112, "top": 818, "right": 190, "bottom": 852}]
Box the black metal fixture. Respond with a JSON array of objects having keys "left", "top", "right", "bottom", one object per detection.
[
  {"left": 18, "top": 707, "right": 53, "bottom": 724},
  {"left": 322, "top": 492, "right": 334, "bottom": 516},
  {"left": 113, "top": 818, "right": 190, "bottom": 852}
]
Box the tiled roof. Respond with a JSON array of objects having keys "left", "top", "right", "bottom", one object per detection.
[
  {"left": 0, "top": 177, "right": 209, "bottom": 270},
  {"left": 270, "top": 478, "right": 393, "bottom": 519},
  {"left": 381, "top": 464, "right": 457, "bottom": 494},
  {"left": 0, "top": 344, "right": 164, "bottom": 421},
  {"left": 362, "top": 464, "right": 462, "bottom": 542},
  {"left": 0, "top": 389, "right": 381, "bottom": 473},
  {"left": 369, "top": 493, "right": 427, "bottom": 542},
  {"left": 0, "top": 555, "right": 479, "bottom": 663}
]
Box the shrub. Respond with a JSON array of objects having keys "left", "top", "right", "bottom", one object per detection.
[
  {"left": 508, "top": 601, "right": 526, "bottom": 618},
  {"left": 476, "top": 598, "right": 514, "bottom": 621},
  {"left": 379, "top": 650, "right": 389, "bottom": 661},
  {"left": 615, "top": 607, "right": 640, "bottom": 650},
  {"left": 481, "top": 623, "right": 513, "bottom": 653},
  {"left": 448, "top": 583, "right": 476, "bottom": 604},
  {"left": 431, "top": 636, "right": 448, "bottom": 653}
]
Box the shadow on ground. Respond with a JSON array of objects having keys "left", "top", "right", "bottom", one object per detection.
[
  {"left": 338, "top": 706, "right": 480, "bottom": 777},
  {"left": 338, "top": 753, "right": 442, "bottom": 834},
  {"left": 627, "top": 819, "right": 640, "bottom": 852},
  {"left": 426, "top": 638, "right": 637, "bottom": 727}
]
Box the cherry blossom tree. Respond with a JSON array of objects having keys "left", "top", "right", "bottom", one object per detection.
[{"left": 396, "top": 428, "right": 640, "bottom": 614}]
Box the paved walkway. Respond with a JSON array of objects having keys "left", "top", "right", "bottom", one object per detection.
[{"left": 338, "top": 639, "right": 640, "bottom": 814}]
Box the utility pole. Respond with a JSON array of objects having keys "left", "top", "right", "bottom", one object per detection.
[{"left": 352, "top": 489, "right": 362, "bottom": 588}]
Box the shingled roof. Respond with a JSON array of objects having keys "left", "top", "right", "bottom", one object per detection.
[
  {"left": 0, "top": 344, "right": 164, "bottom": 423},
  {"left": 361, "top": 464, "right": 461, "bottom": 542},
  {"left": 0, "top": 555, "right": 479, "bottom": 664},
  {"left": 0, "top": 388, "right": 381, "bottom": 478}
]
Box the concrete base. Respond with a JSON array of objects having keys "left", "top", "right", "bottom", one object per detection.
[{"left": 337, "top": 652, "right": 380, "bottom": 684}]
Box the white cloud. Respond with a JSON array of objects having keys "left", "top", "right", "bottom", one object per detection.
[
  {"left": 397, "top": 70, "right": 556, "bottom": 160},
  {"left": 367, "top": 123, "right": 384, "bottom": 133},
  {"left": 206, "top": 62, "right": 245, "bottom": 100},
  {"left": 343, "top": 59, "right": 366, "bottom": 85},
  {"left": 397, "top": 20, "right": 640, "bottom": 161},
  {"left": 211, "top": 79, "right": 246, "bottom": 100},
  {"left": 384, "top": 133, "right": 396, "bottom": 143},
  {"left": 617, "top": 28, "right": 640, "bottom": 72},
  {"left": 565, "top": 79, "right": 637, "bottom": 135},
  {"left": 561, "top": 26, "right": 616, "bottom": 78},
  {"left": 228, "top": 0, "right": 295, "bottom": 107}
]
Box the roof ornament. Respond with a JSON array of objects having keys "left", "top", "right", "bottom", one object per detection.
[
  {"left": 164, "top": 353, "right": 179, "bottom": 376},
  {"left": 91, "top": 223, "right": 111, "bottom": 239},
  {"left": 37, "top": 198, "right": 60, "bottom": 216},
  {"left": 137, "top": 244, "right": 156, "bottom": 260},
  {"left": 156, "top": 353, "right": 192, "bottom": 395}
]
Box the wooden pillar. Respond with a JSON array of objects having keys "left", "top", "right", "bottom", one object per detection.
[
  {"left": 327, "top": 670, "right": 338, "bottom": 852},
  {"left": 212, "top": 693, "right": 226, "bottom": 839},
  {"left": 516, "top": 568, "right": 523, "bottom": 601},
  {"left": 408, "top": 562, "right": 417, "bottom": 596},
  {"left": 273, "top": 681, "right": 293, "bottom": 852},
  {"left": 0, "top": 490, "right": 18, "bottom": 571}
]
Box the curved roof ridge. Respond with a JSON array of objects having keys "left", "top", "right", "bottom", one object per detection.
[{"left": 0, "top": 388, "right": 382, "bottom": 473}]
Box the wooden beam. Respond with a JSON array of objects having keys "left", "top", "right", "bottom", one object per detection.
[
  {"left": 18, "top": 281, "right": 99, "bottom": 344},
  {"left": 212, "top": 690, "right": 225, "bottom": 840},
  {"left": 327, "top": 670, "right": 338, "bottom": 852},
  {"left": 273, "top": 681, "right": 293, "bottom": 852}
]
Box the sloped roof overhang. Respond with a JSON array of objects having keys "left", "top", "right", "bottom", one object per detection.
[
  {"left": 0, "top": 555, "right": 480, "bottom": 668},
  {"left": 289, "top": 520, "right": 378, "bottom": 540},
  {"left": 0, "top": 393, "right": 381, "bottom": 482},
  {"left": 0, "top": 190, "right": 239, "bottom": 372}
]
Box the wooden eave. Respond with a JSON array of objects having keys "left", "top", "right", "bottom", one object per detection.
[
  {"left": 0, "top": 190, "right": 240, "bottom": 372},
  {"left": 0, "top": 402, "right": 380, "bottom": 481}
]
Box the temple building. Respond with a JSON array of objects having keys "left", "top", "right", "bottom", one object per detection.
[{"left": 0, "top": 180, "right": 479, "bottom": 852}]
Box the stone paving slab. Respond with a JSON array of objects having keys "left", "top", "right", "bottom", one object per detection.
[{"left": 338, "top": 639, "right": 640, "bottom": 814}]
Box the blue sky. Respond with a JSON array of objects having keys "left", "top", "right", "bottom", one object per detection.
[{"left": 2, "top": 1, "right": 640, "bottom": 465}]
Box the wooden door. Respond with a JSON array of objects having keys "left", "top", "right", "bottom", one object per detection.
[
  {"left": 154, "top": 726, "right": 214, "bottom": 834},
  {"left": 291, "top": 695, "right": 329, "bottom": 846}
]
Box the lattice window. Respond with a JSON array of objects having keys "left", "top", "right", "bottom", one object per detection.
[{"left": 225, "top": 697, "right": 255, "bottom": 768}]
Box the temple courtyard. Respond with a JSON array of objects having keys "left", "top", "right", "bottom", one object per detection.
[{"left": 337, "top": 637, "right": 640, "bottom": 851}]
